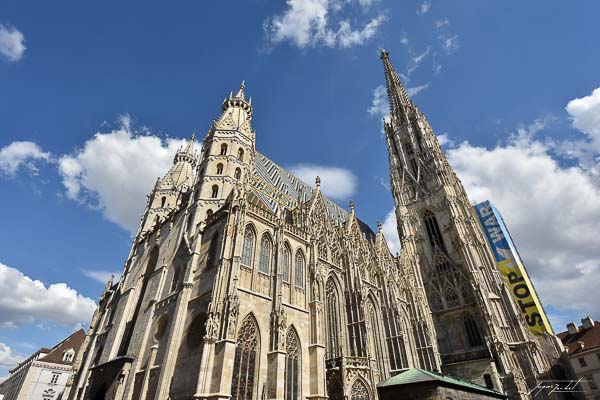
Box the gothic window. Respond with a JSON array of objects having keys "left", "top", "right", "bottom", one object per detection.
[
  {"left": 423, "top": 211, "right": 446, "bottom": 253},
  {"left": 207, "top": 209, "right": 213, "bottom": 219},
  {"left": 161, "top": 196, "right": 167, "bottom": 208},
  {"left": 464, "top": 315, "right": 484, "bottom": 347},
  {"left": 403, "top": 141, "right": 418, "bottom": 177},
  {"left": 367, "top": 298, "right": 386, "bottom": 376},
  {"left": 282, "top": 244, "right": 291, "bottom": 283},
  {"left": 325, "top": 278, "right": 341, "bottom": 359},
  {"left": 231, "top": 315, "right": 259, "bottom": 400},
  {"left": 235, "top": 167, "right": 242, "bottom": 180},
  {"left": 216, "top": 163, "right": 224, "bottom": 174},
  {"left": 350, "top": 379, "right": 370, "bottom": 400},
  {"left": 241, "top": 227, "right": 255, "bottom": 268},
  {"left": 294, "top": 251, "right": 305, "bottom": 288},
  {"left": 93, "top": 346, "right": 104, "bottom": 366},
  {"left": 207, "top": 234, "right": 220, "bottom": 268},
  {"left": 284, "top": 328, "right": 300, "bottom": 400},
  {"left": 259, "top": 235, "right": 272, "bottom": 274},
  {"left": 238, "top": 148, "right": 244, "bottom": 161},
  {"left": 211, "top": 185, "right": 219, "bottom": 198},
  {"left": 220, "top": 143, "right": 228, "bottom": 155},
  {"left": 384, "top": 307, "right": 409, "bottom": 371}
]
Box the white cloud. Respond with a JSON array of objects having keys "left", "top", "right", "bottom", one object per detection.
[
  {"left": 337, "top": 15, "right": 386, "bottom": 48},
  {"left": 566, "top": 86, "right": 600, "bottom": 148},
  {"left": 399, "top": 31, "right": 409, "bottom": 46},
  {"left": 82, "top": 270, "right": 121, "bottom": 285},
  {"left": 58, "top": 116, "right": 197, "bottom": 233},
  {"left": 0, "top": 141, "right": 52, "bottom": 177},
  {"left": 382, "top": 208, "right": 401, "bottom": 255},
  {"left": 437, "top": 133, "right": 454, "bottom": 148},
  {"left": 444, "top": 120, "right": 600, "bottom": 323},
  {"left": 417, "top": 0, "right": 431, "bottom": 15},
  {"left": 0, "top": 263, "right": 97, "bottom": 329},
  {"left": 406, "top": 83, "right": 429, "bottom": 97},
  {"left": 0, "top": 342, "right": 23, "bottom": 369},
  {"left": 0, "top": 25, "right": 26, "bottom": 62},
  {"left": 368, "top": 85, "right": 388, "bottom": 118},
  {"left": 288, "top": 164, "right": 357, "bottom": 200},
  {"left": 264, "top": 0, "right": 385, "bottom": 49},
  {"left": 434, "top": 18, "right": 460, "bottom": 55}
]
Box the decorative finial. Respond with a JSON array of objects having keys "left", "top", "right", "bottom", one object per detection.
[
  {"left": 190, "top": 132, "right": 195, "bottom": 141},
  {"left": 377, "top": 221, "right": 382, "bottom": 232},
  {"left": 315, "top": 176, "right": 321, "bottom": 188},
  {"left": 349, "top": 200, "right": 355, "bottom": 212},
  {"left": 240, "top": 80, "right": 245, "bottom": 90}
]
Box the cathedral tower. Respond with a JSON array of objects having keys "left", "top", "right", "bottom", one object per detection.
[{"left": 380, "top": 50, "right": 555, "bottom": 398}]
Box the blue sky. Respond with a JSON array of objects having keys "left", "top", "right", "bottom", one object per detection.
[{"left": 1, "top": 0, "right": 600, "bottom": 378}]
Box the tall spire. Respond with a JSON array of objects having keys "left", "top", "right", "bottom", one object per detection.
[{"left": 381, "top": 50, "right": 413, "bottom": 127}]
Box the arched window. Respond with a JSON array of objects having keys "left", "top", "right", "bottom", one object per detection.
[
  {"left": 207, "top": 234, "right": 220, "bottom": 268},
  {"left": 367, "top": 297, "right": 386, "bottom": 376},
  {"left": 423, "top": 211, "right": 446, "bottom": 253},
  {"left": 161, "top": 196, "right": 167, "bottom": 208},
  {"left": 206, "top": 209, "right": 213, "bottom": 219},
  {"left": 237, "top": 148, "right": 244, "bottom": 161},
  {"left": 241, "top": 227, "right": 255, "bottom": 267},
  {"left": 259, "top": 235, "right": 271, "bottom": 274},
  {"left": 282, "top": 244, "right": 291, "bottom": 283},
  {"left": 216, "top": 163, "right": 224, "bottom": 174},
  {"left": 384, "top": 307, "right": 409, "bottom": 371},
  {"left": 285, "top": 328, "right": 300, "bottom": 400},
  {"left": 350, "top": 379, "right": 370, "bottom": 400},
  {"left": 231, "top": 315, "right": 259, "bottom": 400},
  {"left": 294, "top": 252, "right": 304, "bottom": 288},
  {"left": 211, "top": 185, "right": 219, "bottom": 198},
  {"left": 235, "top": 168, "right": 241, "bottom": 180},
  {"left": 464, "top": 315, "right": 483, "bottom": 347},
  {"left": 220, "top": 143, "right": 228, "bottom": 155},
  {"left": 325, "top": 278, "right": 341, "bottom": 359}
]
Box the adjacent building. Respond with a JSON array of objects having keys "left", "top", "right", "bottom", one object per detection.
[
  {"left": 64, "top": 52, "right": 572, "bottom": 400},
  {"left": 558, "top": 317, "right": 600, "bottom": 399},
  {"left": 0, "top": 330, "right": 85, "bottom": 400}
]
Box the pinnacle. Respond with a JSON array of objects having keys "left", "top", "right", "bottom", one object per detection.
[{"left": 235, "top": 80, "right": 246, "bottom": 99}]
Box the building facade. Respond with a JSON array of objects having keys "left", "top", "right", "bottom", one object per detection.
[
  {"left": 0, "top": 330, "right": 85, "bottom": 400},
  {"left": 558, "top": 317, "right": 600, "bottom": 399},
  {"left": 65, "top": 53, "right": 569, "bottom": 400}
]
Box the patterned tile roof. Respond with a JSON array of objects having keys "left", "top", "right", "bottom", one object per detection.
[{"left": 252, "top": 152, "right": 377, "bottom": 241}]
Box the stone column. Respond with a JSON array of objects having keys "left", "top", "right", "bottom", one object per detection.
[
  {"left": 139, "top": 345, "right": 158, "bottom": 400},
  {"left": 308, "top": 299, "right": 327, "bottom": 400}
]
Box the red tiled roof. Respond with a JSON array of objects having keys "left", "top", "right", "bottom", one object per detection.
[
  {"left": 39, "top": 329, "right": 86, "bottom": 365},
  {"left": 557, "top": 321, "right": 600, "bottom": 356}
]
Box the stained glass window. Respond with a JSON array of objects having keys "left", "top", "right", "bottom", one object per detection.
[
  {"left": 241, "top": 227, "right": 255, "bottom": 267},
  {"left": 282, "top": 245, "right": 291, "bottom": 282},
  {"left": 231, "top": 316, "right": 259, "bottom": 400},
  {"left": 294, "top": 252, "right": 304, "bottom": 288},
  {"left": 350, "top": 379, "right": 370, "bottom": 400},
  {"left": 285, "top": 328, "right": 300, "bottom": 400},
  {"left": 259, "top": 235, "right": 271, "bottom": 274}
]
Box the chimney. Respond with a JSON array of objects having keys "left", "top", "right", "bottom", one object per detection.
[
  {"left": 567, "top": 322, "right": 579, "bottom": 335},
  {"left": 581, "top": 316, "right": 595, "bottom": 329}
]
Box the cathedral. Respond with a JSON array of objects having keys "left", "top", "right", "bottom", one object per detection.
[{"left": 64, "top": 52, "right": 572, "bottom": 400}]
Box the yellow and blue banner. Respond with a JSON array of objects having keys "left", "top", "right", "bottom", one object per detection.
[{"left": 474, "top": 201, "right": 553, "bottom": 335}]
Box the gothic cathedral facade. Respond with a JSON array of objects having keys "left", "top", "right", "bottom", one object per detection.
[{"left": 65, "top": 53, "right": 568, "bottom": 400}]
